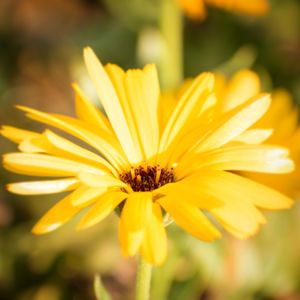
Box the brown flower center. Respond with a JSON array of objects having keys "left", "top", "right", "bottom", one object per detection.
[{"left": 119, "top": 165, "right": 174, "bottom": 192}]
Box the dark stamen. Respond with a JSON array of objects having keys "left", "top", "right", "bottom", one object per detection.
[{"left": 119, "top": 165, "right": 174, "bottom": 192}]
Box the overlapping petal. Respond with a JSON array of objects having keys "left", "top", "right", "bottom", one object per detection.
[
  {"left": 84, "top": 48, "right": 160, "bottom": 164},
  {"left": 77, "top": 191, "right": 127, "bottom": 229},
  {"left": 217, "top": 71, "right": 300, "bottom": 198},
  {"left": 16, "top": 105, "right": 127, "bottom": 169}
]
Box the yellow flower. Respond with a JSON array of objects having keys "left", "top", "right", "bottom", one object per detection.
[
  {"left": 177, "top": 0, "right": 269, "bottom": 20},
  {"left": 1, "top": 49, "right": 294, "bottom": 265},
  {"left": 215, "top": 69, "right": 300, "bottom": 198}
]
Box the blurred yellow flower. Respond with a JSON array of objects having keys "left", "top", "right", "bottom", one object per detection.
[
  {"left": 215, "top": 69, "right": 300, "bottom": 198},
  {"left": 1, "top": 49, "right": 294, "bottom": 266},
  {"left": 178, "top": 0, "right": 269, "bottom": 20}
]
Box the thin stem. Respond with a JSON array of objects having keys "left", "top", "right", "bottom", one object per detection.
[
  {"left": 135, "top": 257, "right": 153, "bottom": 300},
  {"left": 159, "top": 0, "right": 183, "bottom": 89},
  {"left": 93, "top": 274, "right": 112, "bottom": 300}
]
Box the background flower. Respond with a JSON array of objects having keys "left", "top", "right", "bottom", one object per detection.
[
  {"left": 215, "top": 69, "right": 300, "bottom": 198},
  {"left": 177, "top": 0, "right": 269, "bottom": 20}
]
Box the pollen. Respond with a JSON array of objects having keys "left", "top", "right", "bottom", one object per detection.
[{"left": 119, "top": 165, "right": 174, "bottom": 192}]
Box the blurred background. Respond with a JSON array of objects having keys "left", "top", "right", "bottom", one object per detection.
[{"left": 0, "top": 0, "right": 300, "bottom": 299}]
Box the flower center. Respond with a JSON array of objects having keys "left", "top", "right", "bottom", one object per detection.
[{"left": 119, "top": 165, "right": 174, "bottom": 192}]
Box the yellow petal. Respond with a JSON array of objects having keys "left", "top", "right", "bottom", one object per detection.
[
  {"left": 78, "top": 172, "right": 127, "bottom": 189},
  {"left": 104, "top": 64, "right": 144, "bottom": 161},
  {"left": 159, "top": 73, "right": 214, "bottom": 154},
  {"left": 257, "top": 89, "right": 298, "bottom": 144},
  {"left": 69, "top": 186, "right": 107, "bottom": 207},
  {"left": 182, "top": 170, "right": 292, "bottom": 237},
  {"left": 155, "top": 182, "right": 222, "bottom": 208},
  {"left": 245, "top": 170, "right": 299, "bottom": 200},
  {"left": 19, "top": 138, "right": 45, "bottom": 153},
  {"left": 7, "top": 178, "right": 79, "bottom": 195},
  {"left": 232, "top": 129, "right": 273, "bottom": 144},
  {"left": 159, "top": 197, "right": 221, "bottom": 241},
  {"left": 106, "top": 63, "right": 160, "bottom": 161},
  {"left": 17, "top": 105, "right": 127, "bottom": 170},
  {"left": 84, "top": 48, "right": 143, "bottom": 164},
  {"left": 206, "top": 0, "right": 269, "bottom": 16},
  {"left": 32, "top": 192, "right": 82, "bottom": 234},
  {"left": 161, "top": 106, "right": 214, "bottom": 166},
  {"left": 43, "top": 130, "right": 117, "bottom": 175},
  {"left": 119, "top": 216, "right": 144, "bottom": 257},
  {"left": 178, "top": 0, "right": 207, "bottom": 20},
  {"left": 189, "top": 94, "right": 271, "bottom": 154},
  {"left": 123, "top": 65, "right": 160, "bottom": 161},
  {"left": 122, "top": 192, "right": 153, "bottom": 232},
  {"left": 72, "top": 83, "right": 112, "bottom": 134},
  {"left": 212, "top": 205, "right": 265, "bottom": 239},
  {"left": 177, "top": 145, "right": 294, "bottom": 177},
  {"left": 159, "top": 91, "right": 177, "bottom": 133},
  {"left": 140, "top": 203, "right": 167, "bottom": 266},
  {"left": 3, "top": 153, "right": 104, "bottom": 177},
  {"left": 219, "top": 69, "right": 261, "bottom": 112},
  {"left": 18, "top": 130, "right": 116, "bottom": 175},
  {"left": 209, "top": 171, "right": 294, "bottom": 210},
  {"left": 77, "top": 191, "right": 127, "bottom": 229},
  {"left": 0, "top": 126, "right": 40, "bottom": 143}
]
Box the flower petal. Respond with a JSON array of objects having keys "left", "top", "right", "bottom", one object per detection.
[
  {"left": 72, "top": 83, "right": 112, "bottom": 134},
  {"left": 16, "top": 105, "right": 127, "bottom": 169},
  {"left": 69, "top": 186, "right": 107, "bottom": 207},
  {"left": 159, "top": 73, "right": 214, "bottom": 154},
  {"left": 159, "top": 196, "right": 221, "bottom": 241},
  {"left": 155, "top": 182, "right": 222, "bottom": 208},
  {"left": 187, "top": 94, "right": 271, "bottom": 154},
  {"left": 231, "top": 129, "right": 273, "bottom": 145},
  {"left": 3, "top": 153, "right": 104, "bottom": 177},
  {"left": 32, "top": 192, "right": 82, "bottom": 234},
  {"left": 182, "top": 170, "right": 292, "bottom": 237},
  {"left": 177, "top": 145, "right": 294, "bottom": 177},
  {"left": 43, "top": 130, "right": 116, "bottom": 175},
  {"left": 122, "top": 192, "right": 153, "bottom": 232},
  {"left": 19, "top": 130, "right": 116, "bottom": 175},
  {"left": 206, "top": 0, "right": 269, "bottom": 16},
  {"left": 140, "top": 203, "right": 167, "bottom": 266},
  {"left": 106, "top": 63, "right": 160, "bottom": 162},
  {"left": 119, "top": 216, "right": 144, "bottom": 257},
  {"left": 84, "top": 48, "right": 143, "bottom": 164},
  {"left": 256, "top": 89, "right": 299, "bottom": 143},
  {"left": 7, "top": 178, "right": 79, "bottom": 195},
  {"left": 178, "top": 0, "right": 207, "bottom": 20},
  {"left": 217, "top": 69, "right": 261, "bottom": 112},
  {"left": 0, "top": 126, "right": 40, "bottom": 144},
  {"left": 205, "top": 170, "right": 293, "bottom": 210},
  {"left": 77, "top": 191, "right": 127, "bottom": 229},
  {"left": 78, "top": 172, "right": 127, "bottom": 189}
]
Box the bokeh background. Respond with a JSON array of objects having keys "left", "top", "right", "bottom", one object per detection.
[{"left": 0, "top": 0, "right": 300, "bottom": 299}]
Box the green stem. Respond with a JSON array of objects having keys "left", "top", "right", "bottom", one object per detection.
[
  {"left": 159, "top": 0, "right": 183, "bottom": 89},
  {"left": 135, "top": 257, "right": 152, "bottom": 300},
  {"left": 93, "top": 274, "right": 112, "bottom": 300}
]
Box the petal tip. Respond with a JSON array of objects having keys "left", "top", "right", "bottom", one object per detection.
[
  {"left": 31, "top": 222, "right": 61, "bottom": 235},
  {"left": 6, "top": 184, "right": 16, "bottom": 194}
]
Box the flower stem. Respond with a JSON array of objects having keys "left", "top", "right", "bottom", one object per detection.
[
  {"left": 135, "top": 257, "right": 152, "bottom": 300},
  {"left": 159, "top": 0, "right": 183, "bottom": 89},
  {"left": 93, "top": 274, "right": 112, "bottom": 300}
]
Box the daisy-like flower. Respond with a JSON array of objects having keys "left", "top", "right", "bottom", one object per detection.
[
  {"left": 178, "top": 0, "right": 269, "bottom": 20},
  {"left": 1, "top": 49, "right": 294, "bottom": 265},
  {"left": 215, "top": 69, "right": 300, "bottom": 198}
]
